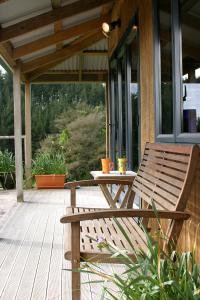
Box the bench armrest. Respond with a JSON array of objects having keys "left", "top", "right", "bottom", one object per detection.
[
  {"left": 64, "top": 179, "right": 133, "bottom": 188},
  {"left": 60, "top": 209, "right": 190, "bottom": 223}
]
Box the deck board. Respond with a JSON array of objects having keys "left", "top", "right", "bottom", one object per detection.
[{"left": 0, "top": 188, "right": 120, "bottom": 300}]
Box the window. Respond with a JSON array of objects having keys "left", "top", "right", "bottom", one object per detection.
[
  {"left": 180, "top": 1, "right": 200, "bottom": 134},
  {"left": 109, "top": 15, "right": 140, "bottom": 168},
  {"left": 155, "top": 0, "right": 200, "bottom": 143}
]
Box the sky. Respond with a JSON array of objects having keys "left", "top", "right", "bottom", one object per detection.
[{"left": 0, "top": 65, "right": 6, "bottom": 74}]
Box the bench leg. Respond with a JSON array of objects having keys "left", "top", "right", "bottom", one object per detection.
[{"left": 71, "top": 222, "right": 80, "bottom": 300}]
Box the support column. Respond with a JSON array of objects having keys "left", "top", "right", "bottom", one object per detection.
[
  {"left": 13, "top": 62, "right": 24, "bottom": 202},
  {"left": 25, "top": 80, "right": 32, "bottom": 189},
  {"left": 105, "top": 81, "right": 110, "bottom": 158}
]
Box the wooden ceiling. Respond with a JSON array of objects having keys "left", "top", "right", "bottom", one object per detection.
[{"left": 0, "top": 0, "right": 114, "bottom": 81}]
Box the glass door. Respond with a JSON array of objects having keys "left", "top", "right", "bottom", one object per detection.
[{"left": 109, "top": 15, "right": 140, "bottom": 170}]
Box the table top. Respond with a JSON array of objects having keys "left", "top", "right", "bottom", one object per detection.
[{"left": 90, "top": 170, "right": 137, "bottom": 180}]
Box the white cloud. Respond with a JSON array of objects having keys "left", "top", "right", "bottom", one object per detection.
[{"left": 0, "top": 65, "right": 6, "bottom": 74}]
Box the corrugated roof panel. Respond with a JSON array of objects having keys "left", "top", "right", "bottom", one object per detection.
[
  {"left": 50, "top": 54, "right": 108, "bottom": 72},
  {"left": 87, "top": 39, "right": 108, "bottom": 51},
  {"left": 62, "top": 6, "right": 101, "bottom": 29},
  {"left": 0, "top": 0, "right": 51, "bottom": 26},
  {"left": 83, "top": 55, "right": 108, "bottom": 70},
  {"left": 11, "top": 24, "right": 54, "bottom": 48},
  {"left": 50, "top": 56, "right": 79, "bottom": 71}
]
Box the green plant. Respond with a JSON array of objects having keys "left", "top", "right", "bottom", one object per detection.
[
  {"left": 82, "top": 219, "right": 200, "bottom": 300},
  {"left": 0, "top": 150, "right": 15, "bottom": 189},
  {"left": 0, "top": 150, "right": 15, "bottom": 173},
  {"left": 32, "top": 152, "right": 67, "bottom": 175}
]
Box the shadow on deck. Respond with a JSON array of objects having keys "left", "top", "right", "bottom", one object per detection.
[{"left": 0, "top": 188, "right": 115, "bottom": 300}]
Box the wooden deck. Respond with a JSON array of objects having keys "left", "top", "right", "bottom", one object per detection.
[{"left": 0, "top": 188, "right": 122, "bottom": 300}]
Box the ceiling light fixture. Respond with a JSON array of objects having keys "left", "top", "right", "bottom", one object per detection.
[{"left": 102, "top": 19, "right": 121, "bottom": 36}]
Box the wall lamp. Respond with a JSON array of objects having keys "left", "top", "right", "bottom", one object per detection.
[{"left": 102, "top": 19, "right": 121, "bottom": 37}]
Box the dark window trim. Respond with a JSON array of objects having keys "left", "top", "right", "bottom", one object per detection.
[
  {"left": 117, "top": 60, "right": 123, "bottom": 157},
  {"left": 109, "top": 68, "right": 116, "bottom": 163},
  {"left": 126, "top": 45, "right": 133, "bottom": 169}
]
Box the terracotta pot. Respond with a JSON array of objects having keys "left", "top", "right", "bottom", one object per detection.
[{"left": 35, "top": 174, "right": 66, "bottom": 189}]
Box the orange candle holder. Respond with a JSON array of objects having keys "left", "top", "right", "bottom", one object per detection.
[{"left": 101, "top": 158, "right": 113, "bottom": 174}]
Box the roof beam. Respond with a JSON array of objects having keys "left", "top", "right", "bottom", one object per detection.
[
  {"left": 32, "top": 72, "right": 107, "bottom": 83},
  {"left": 0, "top": 41, "right": 16, "bottom": 68},
  {"left": 22, "top": 31, "right": 103, "bottom": 73},
  {"left": 82, "top": 50, "right": 108, "bottom": 56},
  {"left": 51, "top": 0, "right": 63, "bottom": 50},
  {"left": 13, "top": 16, "right": 109, "bottom": 59},
  {"left": 0, "top": 0, "right": 112, "bottom": 43}
]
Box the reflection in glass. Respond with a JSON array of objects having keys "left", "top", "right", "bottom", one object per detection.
[
  {"left": 159, "top": 0, "right": 173, "bottom": 134},
  {"left": 181, "top": 0, "right": 200, "bottom": 133},
  {"left": 130, "top": 38, "right": 139, "bottom": 170}
]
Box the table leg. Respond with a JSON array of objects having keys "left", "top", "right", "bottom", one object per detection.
[{"left": 99, "top": 184, "right": 116, "bottom": 208}]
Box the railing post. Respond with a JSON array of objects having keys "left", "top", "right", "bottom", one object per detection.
[
  {"left": 25, "top": 80, "right": 32, "bottom": 189},
  {"left": 13, "top": 62, "right": 24, "bottom": 202}
]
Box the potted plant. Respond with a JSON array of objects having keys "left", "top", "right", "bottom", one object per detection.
[
  {"left": 32, "top": 152, "right": 67, "bottom": 189},
  {"left": 0, "top": 150, "right": 15, "bottom": 189}
]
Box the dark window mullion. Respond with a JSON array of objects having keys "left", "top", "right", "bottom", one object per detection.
[
  {"left": 117, "top": 61, "right": 123, "bottom": 157},
  {"left": 171, "top": 0, "right": 182, "bottom": 140},
  {"left": 126, "top": 46, "right": 133, "bottom": 169},
  {"left": 109, "top": 68, "right": 116, "bottom": 163}
]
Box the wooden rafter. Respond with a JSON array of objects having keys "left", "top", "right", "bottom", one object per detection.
[
  {"left": 82, "top": 50, "right": 108, "bottom": 56},
  {"left": 0, "top": 41, "right": 16, "bottom": 68},
  {"left": 0, "top": 0, "right": 112, "bottom": 43},
  {"left": 32, "top": 71, "right": 107, "bottom": 83},
  {"left": 51, "top": 0, "right": 63, "bottom": 50},
  {"left": 13, "top": 16, "right": 109, "bottom": 60},
  {"left": 25, "top": 31, "right": 104, "bottom": 80},
  {"left": 22, "top": 30, "right": 102, "bottom": 73}
]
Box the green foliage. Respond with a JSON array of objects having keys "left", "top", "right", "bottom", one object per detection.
[
  {"left": 82, "top": 219, "right": 200, "bottom": 300},
  {"left": 0, "top": 67, "right": 106, "bottom": 180},
  {"left": 31, "top": 83, "right": 105, "bottom": 153},
  {"left": 40, "top": 102, "right": 106, "bottom": 180},
  {"left": 0, "top": 150, "right": 15, "bottom": 189},
  {"left": 32, "top": 152, "right": 67, "bottom": 175},
  {"left": 0, "top": 150, "right": 15, "bottom": 173}
]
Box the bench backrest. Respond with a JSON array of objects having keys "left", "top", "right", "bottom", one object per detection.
[{"left": 133, "top": 143, "right": 199, "bottom": 212}]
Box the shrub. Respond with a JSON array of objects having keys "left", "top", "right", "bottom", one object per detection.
[{"left": 39, "top": 102, "right": 106, "bottom": 180}]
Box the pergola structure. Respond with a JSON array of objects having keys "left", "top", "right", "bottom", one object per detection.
[{"left": 0, "top": 0, "right": 114, "bottom": 201}]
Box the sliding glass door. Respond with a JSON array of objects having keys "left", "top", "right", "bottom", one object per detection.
[{"left": 109, "top": 16, "right": 140, "bottom": 170}]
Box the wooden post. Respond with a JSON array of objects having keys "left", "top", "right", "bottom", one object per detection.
[
  {"left": 25, "top": 80, "right": 32, "bottom": 189},
  {"left": 105, "top": 81, "right": 110, "bottom": 157},
  {"left": 13, "top": 62, "right": 24, "bottom": 202},
  {"left": 71, "top": 222, "right": 81, "bottom": 300}
]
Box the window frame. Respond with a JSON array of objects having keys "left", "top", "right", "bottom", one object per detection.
[{"left": 154, "top": 0, "right": 200, "bottom": 144}]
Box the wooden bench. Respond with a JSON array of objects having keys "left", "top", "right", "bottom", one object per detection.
[{"left": 60, "top": 143, "right": 199, "bottom": 300}]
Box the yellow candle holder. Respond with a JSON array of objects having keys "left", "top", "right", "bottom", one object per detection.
[{"left": 118, "top": 158, "right": 127, "bottom": 175}]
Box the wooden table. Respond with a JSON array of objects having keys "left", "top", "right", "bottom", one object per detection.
[{"left": 90, "top": 171, "right": 137, "bottom": 208}]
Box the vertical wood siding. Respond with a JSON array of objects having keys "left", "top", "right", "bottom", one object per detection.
[{"left": 108, "top": 0, "right": 200, "bottom": 262}]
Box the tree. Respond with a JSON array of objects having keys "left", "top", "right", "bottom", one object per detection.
[{"left": 40, "top": 102, "right": 106, "bottom": 180}]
